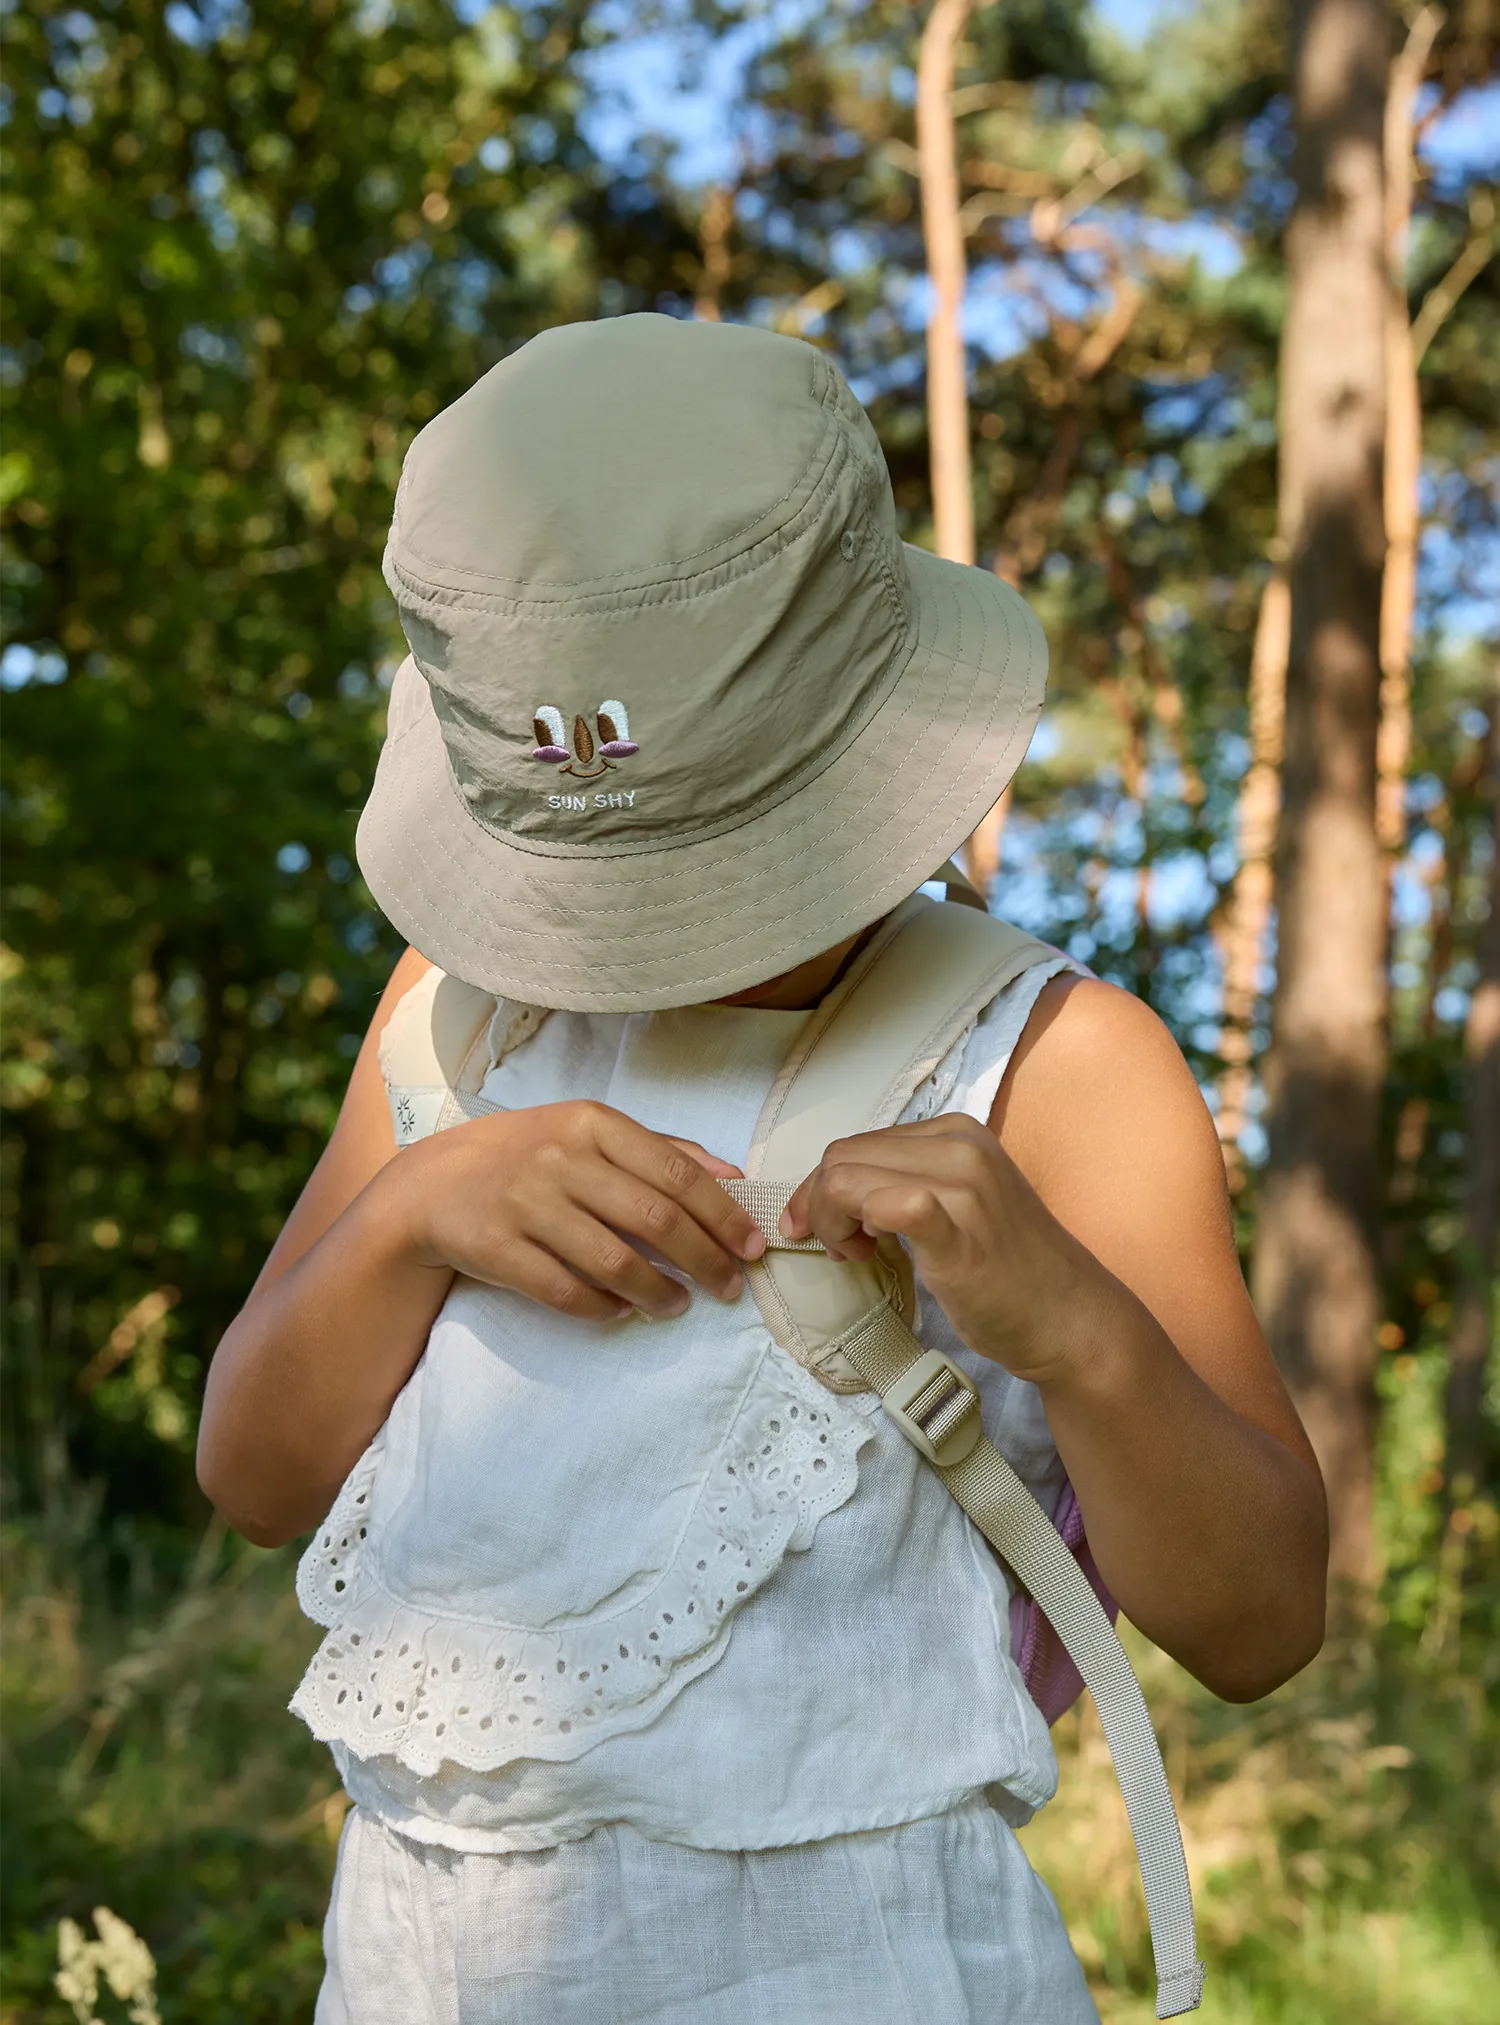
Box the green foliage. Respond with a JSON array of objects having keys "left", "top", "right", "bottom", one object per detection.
[{"left": 0, "top": 0, "right": 686, "bottom": 1528}]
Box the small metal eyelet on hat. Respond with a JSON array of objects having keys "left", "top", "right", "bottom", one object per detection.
[{"left": 840, "top": 529, "right": 861, "bottom": 560}]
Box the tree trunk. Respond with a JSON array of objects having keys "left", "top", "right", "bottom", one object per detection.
[
  {"left": 918, "top": 0, "right": 977, "bottom": 570},
  {"left": 1252, "top": 0, "right": 1389, "bottom": 1596},
  {"left": 1377, "top": 6, "right": 1443, "bottom": 854},
  {"left": 1217, "top": 564, "right": 1290, "bottom": 1189},
  {"left": 1448, "top": 689, "right": 1500, "bottom": 1494},
  {"left": 917, "top": 1, "right": 1003, "bottom": 891},
  {"left": 695, "top": 185, "right": 734, "bottom": 322}
]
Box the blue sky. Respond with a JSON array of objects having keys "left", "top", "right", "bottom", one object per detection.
[{"left": 581, "top": 0, "right": 1499, "bottom": 190}]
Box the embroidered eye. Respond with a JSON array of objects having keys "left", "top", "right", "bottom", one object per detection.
[
  {"left": 596, "top": 699, "right": 638, "bottom": 758},
  {"left": 531, "top": 705, "right": 568, "bottom": 762}
]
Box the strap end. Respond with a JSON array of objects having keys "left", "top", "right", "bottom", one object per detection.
[{"left": 1155, "top": 1962, "right": 1206, "bottom": 2017}]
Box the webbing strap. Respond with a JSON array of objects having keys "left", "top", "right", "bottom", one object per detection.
[
  {"left": 723, "top": 1182, "right": 1205, "bottom": 2019},
  {"left": 723, "top": 1178, "right": 823, "bottom": 1250}
]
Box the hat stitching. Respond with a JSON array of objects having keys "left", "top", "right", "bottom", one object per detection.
[
  {"left": 382, "top": 434, "right": 888, "bottom": 626},
  {"left": 370, "top": 557, "right": 1021, "bottom": 907},
  {"left": 386, "top": 361, "right": 849, "bottom": 599},
  {"left": 369, "top": 567, "right": 1033, "bottom": 980},
  {"left": 375, "top": 675, "right": 1034, "bottom": 994},
  {"left": 412, "top": 545, "right": 1015, "bottom": 869},
  {"left": 436, "top": 572, "right": 922, "bottom": 858},
  {"left": 386, "top": 466, "right": 914, "bottom": 856}
]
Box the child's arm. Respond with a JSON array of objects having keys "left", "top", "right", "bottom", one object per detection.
[
  {"left": 198, "top": 950, "right": 765, "bottom": 1548},
  {"left": 781, "top": 976, "right": 1328, "bottom": 1704}
]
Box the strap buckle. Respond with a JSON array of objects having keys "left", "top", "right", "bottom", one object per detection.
[{"left": 882, "top": 1349, "right": 983, "bottom": 1467}]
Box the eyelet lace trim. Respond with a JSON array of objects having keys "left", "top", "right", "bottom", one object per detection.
[{"left": 290, "top": 1350, "right": 874, "bottom": 1776}]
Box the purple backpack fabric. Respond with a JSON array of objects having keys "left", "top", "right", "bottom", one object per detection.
[{"left": 1007, "top": 1480, "right": 1119, "bottom": 1724}]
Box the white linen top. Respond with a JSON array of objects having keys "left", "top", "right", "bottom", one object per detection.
[{"left": 291, "top": 950, "right": 1079, "bottom": 1856}]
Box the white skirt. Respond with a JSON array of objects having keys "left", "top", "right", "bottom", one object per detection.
[{"left": 316, "top": 1802, "right": 1099, "bottom": 2025}]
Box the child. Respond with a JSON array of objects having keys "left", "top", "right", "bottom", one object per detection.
[{"left": 199, "top": 314, "right": 1327, "bottom": 2024}]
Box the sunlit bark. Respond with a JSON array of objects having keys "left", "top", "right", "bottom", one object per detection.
[
  {"left": 917, "top": 0, "right": 978, "bottom": 571},
  {"left": 917, "top": 0, "right": 995, "bottom": 888},
  {"left": 1216, "top": 565, "right": 1290, "bottom": 1189},
  {"left": 1377, "top": 6, "right": 1443, "bottom": 854}
]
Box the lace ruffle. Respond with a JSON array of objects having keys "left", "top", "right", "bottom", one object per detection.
[{"left": 290, "top": 1350, "right": 874, "bottom": 1777}]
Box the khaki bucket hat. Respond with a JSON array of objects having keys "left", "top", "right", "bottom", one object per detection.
[{"left": 357, "top": 313, "right": 1047, "bottom": 1012}]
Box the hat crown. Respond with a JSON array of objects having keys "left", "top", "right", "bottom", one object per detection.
[
  {"left": 391, "top": 315, "right": 865, "bottom": 590},
  {"left": 383, "top": 315, "right": 911, "bottom": 853}
]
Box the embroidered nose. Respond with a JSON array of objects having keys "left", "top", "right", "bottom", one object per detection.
[{"left": 572, "top": 714, "right": 595, "bottom": 765}]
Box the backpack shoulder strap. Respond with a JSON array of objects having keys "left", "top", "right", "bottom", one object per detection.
[
  {"left": 377, "top": 966, "right": 550, "bottom": 1144},
  {"left": 379, "top": 965, "right": 498, "bottom": 1095},
  {"left": 747, "top": 892, "right": 1051, "bottom": 1182},
  {"left": 723, "top": 898, "right": 1205, "bottom": 2019}
]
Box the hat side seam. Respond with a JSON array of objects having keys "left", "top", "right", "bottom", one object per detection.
[{"left": 383, "top": 438, "right": 901, "bottom": 633}]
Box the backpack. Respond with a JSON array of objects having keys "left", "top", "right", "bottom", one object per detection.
[{"left": 380, "top": 885, "right": 1204, "bottom": 2019}]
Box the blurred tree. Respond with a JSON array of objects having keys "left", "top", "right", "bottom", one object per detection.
[
  {"left": 1448, "top": 679, "right": 1499, "bottom": 1492},
  {"left": 1253, "top": 0, "right": 1390, "bottom": 1593}
]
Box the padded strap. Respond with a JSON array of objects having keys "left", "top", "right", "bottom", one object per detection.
[
  {"left": 746, "top": 895, "right": 1052, "bottom": 1183},
  {"left": 840, "top": 1302, "right": 1205, "bottom": 2019}
]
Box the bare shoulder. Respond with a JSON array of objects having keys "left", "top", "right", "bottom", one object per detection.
[
  {"left": 987, "top": 980, "right": 1230, "bottom": 1296},
  {"left": 992, "top": 973, "right": 1223, "bottom": 1210},
  {"left": 989, "top": 973, "right": 1318, "bottom": 1461}
]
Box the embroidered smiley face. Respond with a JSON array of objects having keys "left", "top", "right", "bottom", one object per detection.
[{"left": 532, "top": 700, "right": 639, "bottom": 779}]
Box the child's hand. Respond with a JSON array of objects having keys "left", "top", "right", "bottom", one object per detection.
[
  {"left": 394, "top": 1101, "right": 766, "bottom": 1324},
  {"left": 779, "top": 1115, "right": 1102, "bottom": 1384}
]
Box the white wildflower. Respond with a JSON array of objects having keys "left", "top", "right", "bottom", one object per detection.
[{"left": 54, "top": 1907, "right": 161, "bottom": 2025}]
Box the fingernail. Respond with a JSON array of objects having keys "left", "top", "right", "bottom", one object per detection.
[
  {"left": 662, "top": 1290, "right": 690, "bottom": 1318},
  {"left": 778, "top": 1212, "right": 795, "bottom": 1238},
  {"left": 719, "top": 1271, "right": 744, "bottom": 1302},
  {"left": 742, "top": 1229, "right": 766, "bottom": 1260}
]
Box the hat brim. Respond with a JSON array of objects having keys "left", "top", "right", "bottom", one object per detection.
[{"left": 356, "top": 544, "right": 1046, "bottom": 1012}]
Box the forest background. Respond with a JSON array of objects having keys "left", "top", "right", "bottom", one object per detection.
[{"left": 2, "top": 1, "right": 1497, "bottom": 2019}]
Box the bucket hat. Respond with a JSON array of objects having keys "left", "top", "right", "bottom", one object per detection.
[{"left": 357, "top": 313, "right": 1046, "bottom": 1012}]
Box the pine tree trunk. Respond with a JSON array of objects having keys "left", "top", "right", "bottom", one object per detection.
[
  {"left": 918, "top": 1, "right": 1005, "bottom": 892},
  {"left": 1377, "top": 7, "right": 1443, "bottom": 853},
  {"left": 1252, "top": 0, "right": 1389, "bottom": 1595},
  {"left": 695, "top": 185, "right": 735, "bottom": 323},
  {"left": 1217, "top": 564, "right": 1290, "bottom": 1187},
  {"left": 1448, "top": 689, "right": 1500, "bottom": 1494},
  {"left": 917, "top": 0, "right": 977, "bottom": 570}
]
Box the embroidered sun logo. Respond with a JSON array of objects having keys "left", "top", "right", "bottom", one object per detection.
[{"left": 532, "top": 700, "right": 639, "bottom": 779}]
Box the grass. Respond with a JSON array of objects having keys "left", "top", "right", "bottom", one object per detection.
[
  {"left": 1, "top": 1519, "right": 338, "bottom": 2025},
  {"left": 1022, "top": 1620, "right": 1499, "bottom": 2024},
  {"left": 3, "top": 1475, "right": 1496, "bottom": 2022}
]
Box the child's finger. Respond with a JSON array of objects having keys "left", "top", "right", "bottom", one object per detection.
[
  {"left": 572, "top": 1165, "right": 746, "bottom": 1302},
  {"left": 593, "top": 1111, "right": 766, "bottom": 1264},
  {"left": 481, "top": 1233, "right": 635, "bottom": 1324},
  {"left": 669, "top": 1138, "right": 744, "bottom": 1182},
  {"left": 787, "top": 1158, "right": 957, "bottom": 1264},
  {"left": 519, "top": 1201, "right": 693, "bottom": 1319},
  {"left": 781, "top": 1124, "right": 999, "bottom": 1241}
]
